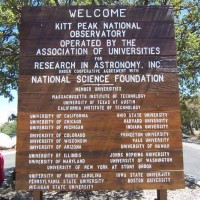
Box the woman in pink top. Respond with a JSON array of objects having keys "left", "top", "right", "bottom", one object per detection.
[{"left": 0, "top": 153, "right": 4, "bottom": 186}]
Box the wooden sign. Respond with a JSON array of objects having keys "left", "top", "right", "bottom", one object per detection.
[{"left": 16, "top": 6, "right": 184, "bottom": 191}]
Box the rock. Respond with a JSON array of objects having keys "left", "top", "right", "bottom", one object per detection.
[{"left": 0, "top": 133, "right": 14, "bottom": 149}]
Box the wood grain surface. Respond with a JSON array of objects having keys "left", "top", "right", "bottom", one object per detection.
[{"left": 16, "top": 6, "right": 184, "bottom": 191}]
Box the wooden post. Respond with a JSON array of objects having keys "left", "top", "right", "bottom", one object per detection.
[
  {"left": 156, "top": 190, "right": 167, "bottom": 200},
  {"left": 32, "top": 191, "right": 43, "bottom": 200}
]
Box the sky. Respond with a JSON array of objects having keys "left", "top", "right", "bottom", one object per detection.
[{"left": 0, "top": 91, "right": 18, "bottom": 125}]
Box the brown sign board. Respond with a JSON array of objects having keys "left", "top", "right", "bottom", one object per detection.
[{"left": 16, "top": 6, "right": 184, "bottom": 191}]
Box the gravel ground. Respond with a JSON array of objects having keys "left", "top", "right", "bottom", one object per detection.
[
  {"left": 143, "top": 188, "right": 200, "bottom": 200},
  {"left": 1, "top": 188, "right": 200, "bottom": 200}
]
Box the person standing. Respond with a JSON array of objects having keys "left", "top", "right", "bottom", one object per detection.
[{"left": 0, "top": 152, "right": 4, "bottom": 187}]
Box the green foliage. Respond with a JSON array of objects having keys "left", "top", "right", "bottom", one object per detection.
[
  {"left": 0, "top": 120, "right": 17, "bottom": 137},
  {"left": 181, "top": 95, "right": 200, "bottom": 135},
  {"left": 175, "top": 0, "right": 200, "bottom": 97}
]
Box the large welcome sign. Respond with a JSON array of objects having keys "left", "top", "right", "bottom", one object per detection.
[{"left": 16, "top": 6, "right": 184, "bottom": 191}]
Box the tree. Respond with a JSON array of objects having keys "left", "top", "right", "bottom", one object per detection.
[
  {"left": 0, "top": 120, "right": 17, "bottom": 137},
  {"left": 181, "top": 95, "right": 200, "bottom": 135},
  {"left": 0, "top": 0, "right": 199, "bottom": 131}
]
